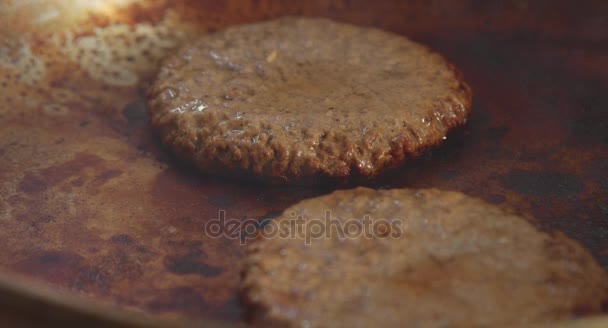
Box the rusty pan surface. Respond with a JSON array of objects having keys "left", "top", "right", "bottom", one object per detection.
[{"left": 0, "top": 0, "right": 607, "bottom": 325}]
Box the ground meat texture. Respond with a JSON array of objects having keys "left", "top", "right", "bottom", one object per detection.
[
  {"left": 241, "top": 188, "right": 608, "bottom": 327},
  {"left": 147, "top": 17, "right": 472, "bottom": 183}
]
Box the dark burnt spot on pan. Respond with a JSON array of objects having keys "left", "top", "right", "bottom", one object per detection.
[
  {"left": 136, "top": 246, "right": 149, "bottom": 254},
  {"left": 32, "top": 251, "right": 82, "bottom": 266},
  {"left": 16, "top": 251, "right": 84, "bottom": 284},
  {"left": 110, "top": 234, "right": 136, "bottom": 246},
  {"left": 25, "top": 214, "right": 55, "bottom": 237},
  {"left": 72, "top": 265, "right": 111, "bottom": 294},
  {"left": 38, "top": 215, "right": 54, "bottom": 224},
  {"left": 93, "top": 169, "right": 123, "bottom": 185},
  {"left": 18, "top": 173, "right": 48, "bottom": 193},
  {"left": 69, "top": 176, "right": 86, "bottom": 188},
  {"left": 132, "top": 126, "right": 170, "bottom": 162},
  {"left": 96, "top": 251, "right": 144, "bottom": 281},
  {"left": 164, "top": 249, "right": 223, "bottom": 277},
  {"left": 146, "top": 287, "right": 209, "bottom": 314},
  {"left": 499, "top": 169, "right": 584, "bottom": 197},
  {"left": 122, "top": 99, "right": 148, "bottom": 125},
  {"left": 72, "top": 248, "right": 152, "bottom": 294}
]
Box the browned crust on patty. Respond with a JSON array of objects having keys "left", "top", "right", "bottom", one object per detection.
[
  {"left": 241, "top": 188, "right": 608, "bottom": 327},
  {"left": 147, "top": 17, "right": 472, "bottom": 183}
]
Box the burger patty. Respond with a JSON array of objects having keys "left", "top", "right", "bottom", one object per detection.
[
  {"left": 147, "top": 17, "right": 472, "bottom": 183},
  {"left": 241, "top": 187, "right": 608, "bottom": 327}
]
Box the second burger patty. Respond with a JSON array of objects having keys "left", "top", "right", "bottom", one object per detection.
[{"left": 241, "top": 187, "right": 608, "bottom": 327}]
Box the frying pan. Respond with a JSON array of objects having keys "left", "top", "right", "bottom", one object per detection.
[{"left": 0, "top": 0, "right": 607, "bottom": 326}]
